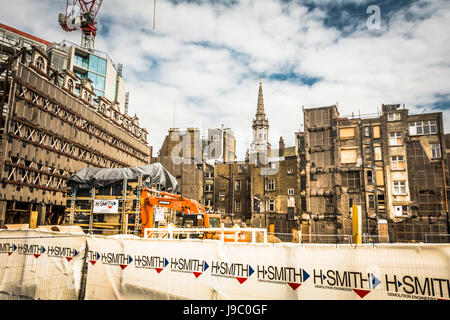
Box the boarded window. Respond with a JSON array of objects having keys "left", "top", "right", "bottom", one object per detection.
[
  {"left": 373, "top": 126, "right": 381, "bottom": 138},
  {"left": 374, "top": 146, "right": 382, "bottom": 161},
  {"left": 376, "top": 169, "right": 384, "bottom": 185},
  {"left": 340, "top": 149, "right": 357, "bottom": 164},
  {"left": 339, "top": 127, "right": 355, "bottom": 139}
]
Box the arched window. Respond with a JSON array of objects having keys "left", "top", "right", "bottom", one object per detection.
[
  {"left": 67, "top": 79, "right": 74, "bottom": 92},
  {"left": 36, "top": 56, "right": 45, "bottom": 71}
]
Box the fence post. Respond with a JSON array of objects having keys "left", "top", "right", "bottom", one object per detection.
[{"left": 78, "top": 237, "right": 89, "bottom": 300}]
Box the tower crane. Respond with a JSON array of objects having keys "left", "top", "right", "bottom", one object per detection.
[{"left": 58, "top": 0, "right": 103, "bottom": 51}]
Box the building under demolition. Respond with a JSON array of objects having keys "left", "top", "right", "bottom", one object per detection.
[
  {"left": 0, "top": 25, "right": 151, "bottom": 228},
  {"left": 302, "top": 104, "right": 449, "bottom": 242}
]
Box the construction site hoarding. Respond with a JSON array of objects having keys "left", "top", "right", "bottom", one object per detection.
[{"left": 1, "top": 229, "right": 449, "bottom": 300}]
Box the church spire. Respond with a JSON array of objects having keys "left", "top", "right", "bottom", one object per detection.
[
  {"left": 250, "top": 77, "right": 270, "bottom": 161},
  {"left": 257, "top": 76, "right": 265, "bottom": 115}
]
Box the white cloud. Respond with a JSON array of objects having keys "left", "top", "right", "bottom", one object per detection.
[{"left": 1, "top": 0, "right": 449, "bottom": 160}]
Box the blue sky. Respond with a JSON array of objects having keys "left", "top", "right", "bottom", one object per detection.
[{"left": 1, "top": 0, "right": 450, "bottom": 159}]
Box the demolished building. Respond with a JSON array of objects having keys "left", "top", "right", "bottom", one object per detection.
[{"left": 302, "top": 104, "right": 449, "bottom": 242}]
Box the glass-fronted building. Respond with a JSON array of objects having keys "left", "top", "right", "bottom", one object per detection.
[
  {"left": 67, "top": 44, "right": 128, "bottom": 113},
  {"left": 73, "top": 50, "right": 107, "bottom": 97}
]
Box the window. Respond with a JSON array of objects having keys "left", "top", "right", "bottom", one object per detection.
[
  {"left": 265, "top": 180, "right": 275, "bottom": 191},
  {"left": 287, "top": 168, "right": 294, "bottom": 175},
  {"left": 364, "top": 126, "right": 370, "bottom": 137},
  {"left": 367, "top": 170, "right": 373, "bottom": 184},
  {"left": 373, "top": 126, "right": 381, "bottom": 138},
  {"left": 387, "top": 113, "right": 401, "bottom": 121},
  {"left": 340, "top": 149, "right": 357, "bottom": 164},
  {"left": 339, "top": 127, "right": 355, "bottom": 139},
  {"left": 204, "top": 184, "right": 213, "bottom": 192},
  {"left": 389, "top": 132, "right": 402, "bottom": 146},
  {"left": 238, "top": 165, "right": 247, "bottom": 173},
  {"left": 368, "top": 195, "right": 375, "bottom": 209},
  {"left": 376, "top": 169, "right": 384, "bottom": 185},
  {"left": 234, "top": 180, "right": 241, "bottom": 192},
  {"left": 204, "top": 172, "right": 213, "bottom": 178},
  {"left": 341, "top": 171, "right": 360, "bottom": 188},
  {"left": 88, "top": 72, "right": 106, "bottom": 91},
  {"left": 409, "top": 120, "right": 437, "bottom": 136},
  {"left": 75, "top": 71, "right": 88, "bottom": 79},
  {"left": 235, "top": 200, "right": 241, "bottom": 213},
  {"left": 288, "top": 189, "right": 295, "bottom": 195},
  {"left": 266, "top": 200, "right": 275, "bottom": 212},
  {"left": 394, "top": 205, "right": 408, "bottom": 217},
  {"left": 364, "top": 147, "right": 371, "bottom": 159},
  {"left": 204, "top": 200, "right": 212, "bottom": 207},
  {"left": 431, "top": 144, "right": 441, "bottom": 159},
  {"left": 94, "top": 89, "right": 104, "bottom": 97},
  {"left": 74, "top": 54, "right": 89, "bottom": 69},
  {"left": 88, "top": 55, "right": 107, "bottom": 75},
  {"left": 391, "top": 156, "right": 405, "bottom": 170},
  {"left": 35, "top": 56, "right": 45, "bottom": 71},
  {"left": 52, "top": 53, "right": 67, "bottom": 70},
  {"left": 393, "top": 181, "right": 406, "bottom": 195},
  {"left": 67, "top": 78, "right": 74, "bottom": 92},
  {"left": 83, "top": 91, "right": 92, "bottom": 104},
  {"left": 374, "top": 146, "right": 382, "bottom": 161}
]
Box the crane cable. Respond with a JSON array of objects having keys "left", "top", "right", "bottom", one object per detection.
[{"left": 153, "top": 0, "right": 157, "bottom": 30}]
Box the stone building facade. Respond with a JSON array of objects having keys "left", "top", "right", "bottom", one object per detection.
[
  {"left": 0, "top": 46, "right": 151, "bottom": 227},
  {"left": 301, "top": 104, "right": 449, "bottom": 242}
]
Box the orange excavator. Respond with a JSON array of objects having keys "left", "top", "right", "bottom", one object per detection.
[{"left": 140, "top": 188, "right": 248, "bottom": 242}]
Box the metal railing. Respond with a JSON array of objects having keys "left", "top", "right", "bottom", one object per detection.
[
  {"left": 298, "top": 233, "right": 353, "bottom": 244},
  {"left": 424, "top": 234, "right": 450, "bottom": 243},
  {"left": 362, "top": 234, "right": 390, "bottom": 244},
  {"left": 143, "top": 225, "right": 268, "bottom": 243}
]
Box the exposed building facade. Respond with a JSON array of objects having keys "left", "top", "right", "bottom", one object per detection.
[
  {"left": 301, "top": 104, "right": 449, "bottom": 242},
  {"left": 156, "top": 128, "right": 204, "bottom": 202},
  {"left": 0, "top": 44, "right": 151, "bottom": 228}
]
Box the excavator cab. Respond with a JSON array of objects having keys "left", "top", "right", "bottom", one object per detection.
[{"left": 140, "top": 188, "right": 248, "bottom": 242}]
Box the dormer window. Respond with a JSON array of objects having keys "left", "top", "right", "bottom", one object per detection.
[
  {"left": 36, "top": 56, "right": 45, "bottom": 72},
  {"left": 67, "top": 78, "right": 74, "bottom": 92},
  {"left": 83, "top": 91, "right": 92, "bottom": 104}
]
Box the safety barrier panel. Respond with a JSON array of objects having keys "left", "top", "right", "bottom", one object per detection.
[
  {"left": 0, "top": 230, "right": 86, "bottom": 300},
  {"left": 1, "top": 229, "right": 449, "bottom": 300}
]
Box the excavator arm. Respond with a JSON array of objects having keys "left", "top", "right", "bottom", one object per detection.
[
  {"left": 139, "top": 188, "right": 248, "bottom": 242},
  {"left": 140, "top": 188, "right": 206, "bottom": 236}
]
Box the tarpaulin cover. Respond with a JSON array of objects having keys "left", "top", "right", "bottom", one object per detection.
[{"left": 66, "top": 163, "right": 178, "bottom": 192}]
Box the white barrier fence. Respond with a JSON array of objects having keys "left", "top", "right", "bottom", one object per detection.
[
  {"left": 144, "top": 226, "right": 268, "bottom": 243},
  {"left": 1, "top": 229, "right": 449, "bottom": 300}
]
